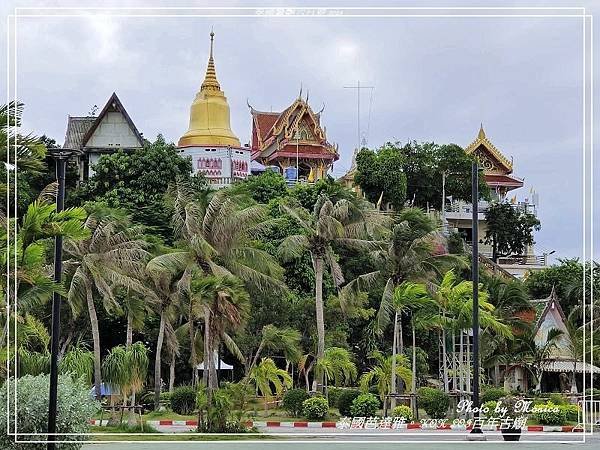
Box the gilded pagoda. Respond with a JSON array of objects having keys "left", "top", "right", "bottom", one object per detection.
[{"left": 250, "top": 94, "right": 339, "bottom": 182}]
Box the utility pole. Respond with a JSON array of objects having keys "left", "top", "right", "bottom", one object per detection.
[
  {"left": 470, "top": 161, "right": 483, "bottom": 436},
  {"left": 47, "top": 149, "right": 73, "bottom": 450},
  {"left": 344, "top": 81, "right": 374, "bottom": 152}
]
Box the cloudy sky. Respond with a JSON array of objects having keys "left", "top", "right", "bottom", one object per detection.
[{"left": 2, "top": 1, "right": 597, "bottom": 262}]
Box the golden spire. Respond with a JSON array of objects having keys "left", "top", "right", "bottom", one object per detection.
[
  {"left": 178, "top": 31, "right": 240, "bottom": 148},
  {"left": 478, "top": 123, "right": 486, "bottom": 140},
  {"left": 201, "top": 31, "right": 220, "bottom": 92}
]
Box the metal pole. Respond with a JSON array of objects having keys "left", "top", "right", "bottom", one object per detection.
[
  {"left": 471, "top": 161, "right": 481, "bottom": 433},
  {"left": 357, "top": 80, "right": 361, "bottom": 152},
  {"left": 47, "top": 150, "right": 71, "bottom": 450}
]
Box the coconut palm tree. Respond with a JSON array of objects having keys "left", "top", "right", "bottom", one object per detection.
[
  {"left": 149, "top": 184, "right": 287, "bottom": 379},
  {"left": 377, "top": 281, "right": 432, "bottom": 409},
  {"left": 359, "top": 350, "right": 412, "bottom": 415},
  {"left": 191, "top": 274, "right": 250, "bottom": 399},
  {"left": 65, "top": 215, "right": 152, "bottom": 399},
  {"left": 249, "top": 357, "right": 292, "bottom": 411},
  {"left": 146, "top": 253, "right": 188, "bottom": 409},
  {"left": 279, "top": 194, "right": 378, "bottom": 391},
  {"left": 247, "top": 324, "right": 302, "bottom": 376}
]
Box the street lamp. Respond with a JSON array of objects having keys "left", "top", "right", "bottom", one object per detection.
[{"left": 47, "top": 149, "right": 73, "bottom": 450}]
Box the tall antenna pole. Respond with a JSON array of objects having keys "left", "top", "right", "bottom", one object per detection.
[{"left": 344, "top": 81, "right": 374, "bottom": 151}]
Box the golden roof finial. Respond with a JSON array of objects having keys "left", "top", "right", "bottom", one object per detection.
[
  {"left": 478, "top": 122, "right": 486, "bottom": 140},
  {"left": 201, "top": 30, "right": 220, "bottom": 92}
]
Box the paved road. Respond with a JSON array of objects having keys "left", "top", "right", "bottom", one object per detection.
[{"left": 81, "top": 432, "right": 599, "bottom": 449}]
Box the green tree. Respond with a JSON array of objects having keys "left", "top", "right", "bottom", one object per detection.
[
  {"left": 279, "top": 195, "right": 375, "bottom": 391},
  {"left": 230, "top": 170, "right": 288, "bottom": 204},
  {"left": 247, "top": 324, "right": 302, "bottom": 375},
  {"left": 65, "top": 214, "right": 151, "bottom": 399},
  {"left": 316, "top": 346, "right": 357, "bottom": 388},
  {"left": 483, "top": 201, "right": 541, "bottom": 262},
  {"left": 359, "top": 350, "right": 412, "bottom": 415},
  {"left": 70, "top": 135, "right": 204, "bottom": 240},
  {"left": 248, "top": 357, "right": 292, "bottom": 411},
  {"left": 376, "top": 281, "right": 432, "bottom": 409},
  {"left": 354, "top": 144, "right": 407, "bottom": 210}
]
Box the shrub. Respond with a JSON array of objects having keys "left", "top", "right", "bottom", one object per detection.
[
  {"left": 283, "top": 389, "right": 310, "bottom": 417},
  {"left": 392, "top": 405, "right": 414, "bottom": 421},
  {"left": 481, "top": 387, "right": 506, "bottom": 403},
  {"left": 337, "top": 389, "right": 361, "bottom": 416},
  {"left": 170, "top": 385, "right": 196, "bottom": 415},
  {"left": 0, "top": 374, "right": 99, "bottom": 450},
  {"left": 547, "top": 393, "right": 567, "bottom": 405},
  {"left": 350, "top": 393, "right": 380, "bottom": 417},
  {"left": 559, "top": 404, "right": 580, "bottom": 422},
  {"left": 417, "top": 387, "right": 450, "bottom": 419},
  {"left": 482, "top": 400, "right": 498, "bottom": 417},
  {"left": 302, "top": 396, "right": 329, "bottom": 420},
  {"left": 532, "top": 402, "right": 567, "bottom": 425},
  {"left": 327, "top": 387, "right": 343, "bottom": 407}
]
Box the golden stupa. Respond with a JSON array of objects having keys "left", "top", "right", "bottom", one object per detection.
[{"left": 178, "top": 32, "right": 241, "bottom": 147}]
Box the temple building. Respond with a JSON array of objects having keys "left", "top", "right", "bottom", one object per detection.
[
  {"left": 178, "top": 32, "right": 251, "bottom": 188},
  {"left": 249, "top": 93, "right": 339, "bottom": 183},
  {"left": 62, "top": 92, "right": 144, "bottom": 180},
  {"left": 445, "top": 125, "right": 544, "bottom": 278}
]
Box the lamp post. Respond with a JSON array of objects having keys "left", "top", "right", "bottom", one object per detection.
[
  {"left": 470, "top": 161, "right": 482, "bottom": 434},
  {"left": 47, "top": 149, "right": 73, "bottom": 450}
]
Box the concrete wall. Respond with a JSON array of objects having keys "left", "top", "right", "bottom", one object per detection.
[
  {"left": 87, "top": 111, "right": 140, "bottom": 148},
  {"left": 180, "top": 146, "right": 251, "bottom": 185}
]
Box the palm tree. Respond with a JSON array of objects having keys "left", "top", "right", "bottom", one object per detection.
[
  {"left": 65, "top": 215, "right": 151, "bottom": 399},
  {"left": 247, "top": 324, "right": 302, "bottom": 376},
  {"left": 146, "top": 252, "right": 188, "bottom": 409},
  {"left": 279, "top": 195, "right": 377, "bottom": 390},
  {"left": 377, "top": 281, "right": 431, "bottom": 409},
  {"left": 59, "top": 345, "right": 94, "bottom": 384},
  {"left": 249, "top": 357, "right": 292, "bottom": 411},
  {"left": 149, "top": 184, "right": 287, "bottom": 379},
  {"left": 317, "top": 347, "right": 357, "bottom": 388},
  {"left": 102, "top": 342, "right": 149, "bottom": 425},
  {"left": 359, "top": 350, "right": 412, "bottom": 415},
  {"left": 191, "top": 274, "right": 250, "bottom": 397}
]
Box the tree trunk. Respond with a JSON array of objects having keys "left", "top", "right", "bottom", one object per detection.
[
  {"left": 153, "top": 309, "right": 166, "bottom": 410},
  {"left": 190, "top": 303, "right": 198, "bottom": 387},
  {"left": 314, "top": 255, "right": 325, "bottom": 393},
  {"left": 86, "top": 284, "right": 102, "bottom": 400},
  {"left": 390, "top": 311, "right": 399, "bottom": 411},
  {"left": 248, "top": 341, "right": 264, "bottom": 376},
  {"left": 126, "top": 312, "right": 133, "bottom": 347},
  {"left": 459, "top": 331, "right": 464, "bottom": 394},
  {"left": 494, "top": 364, "right": 500, "bottom": 387},
  {"left": 411, "top": 320, "right": 417, "bottom": 415},
  {"left": 169, "top": 352, "right": 176, "bottom": 393},
  {"left": 203, "top": 307, "right": 212, "bottom": 389}
]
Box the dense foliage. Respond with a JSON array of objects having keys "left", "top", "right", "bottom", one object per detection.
[
  {"left": 349, "top": 392, "right": 380, "bottom": 417},
  {"left": 302, "top": 396, "right": 329, "bottom": 420},
  {"left": 417, "top": 387, "right": 450, "bottom": 419},
  {"left": 283, "top": 388, "right": 310, "bottom": 416},
  {"left": 170, "top": 385, "right": 197, "bottom": 415},
  {"left": 0, "top": 374, "right": 98, "bottom": 450}
]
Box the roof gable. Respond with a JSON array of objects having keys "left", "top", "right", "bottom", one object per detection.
[
  {"left": 533, "top": 287, "right": 573, "bottom": 359},
  {"left": 465, "top": 125, "right": 513, "bottom": 174},
  {"left": 81, "top": 92, "right": 143, "bottom": 148},
  {"left": 63, "top": 116, "right": 96, "bottom": 149}
]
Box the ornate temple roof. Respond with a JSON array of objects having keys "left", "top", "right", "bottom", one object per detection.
[
  {"left": 250, "top": 94, "right": 338, "bottom": 162},
  {"left": 465, "top": 124, "right": 514, "bottom": 174}
]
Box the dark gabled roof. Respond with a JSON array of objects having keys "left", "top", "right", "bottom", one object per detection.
[
  {"left": 63, "top": 116, "right": 95, "bottom": 150},
  {"left": 533, "top": 286, "right": 568, "bottom": 335},
  {"left": 81, "top": 92, "right": 144, "bottom": 148}
]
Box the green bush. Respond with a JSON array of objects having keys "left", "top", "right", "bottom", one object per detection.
[
  {"left": 302, "top": 396, "right": 329, "bottom": 420},
  {"left": 417, "top": 387, "right": 450, "bottom": 419},
  {"left": 283, "top": 389, "right": 310, "bottom": 417},
  {"left": 170, "top": 385, "right": 197, "bottom": 415},
  {"left": 327, "top": 387, "right": 343, "bottom": 407},
  {"left": 532, "top": 402, "right": 567, "bottom": 425},
  {"left": 0, "top": 374, "right": 99, "bottom": 450},
  {"left": 547, "top": 393, "right": 568, "bottom": 405},
  {"left": 337, "top": 389, "right": 361, "bottom": 416},
  {"left": 482, "top": 400, "right": 498, "bottom": 417},
  {"left": 559, "top": 404, "right": 580, "bottom": 422},
  {"left": 481, "top": 387, "right": 506, "bottom": 403},
  {"left": 350, "top": 393, "right": 380, "bottom": 417},
  {"left": 392, "top": 405, "right": 414, "bottom": 421}
]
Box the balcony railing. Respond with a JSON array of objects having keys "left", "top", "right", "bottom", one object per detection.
[{"left": 444, "top": 200, "right": 537, "bottom": 217}]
